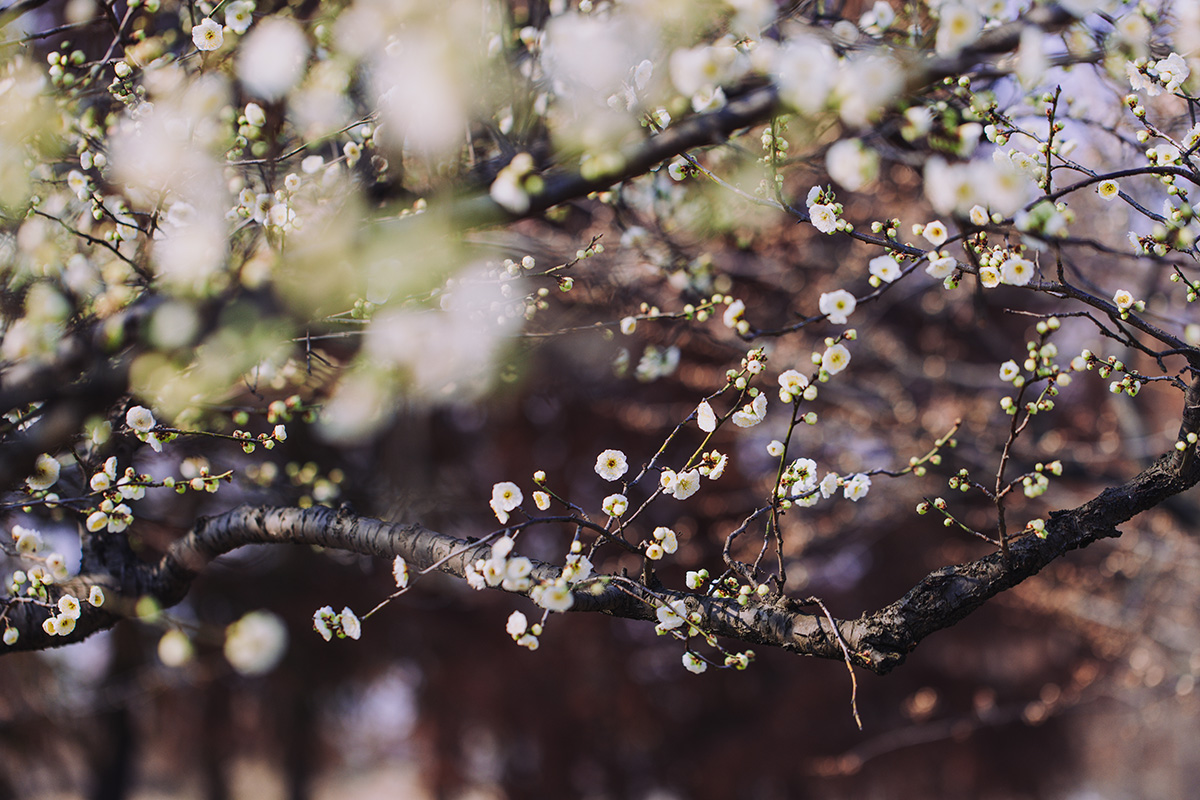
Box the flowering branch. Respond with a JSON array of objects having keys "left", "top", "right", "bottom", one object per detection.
[{"left": 7, "top": 389, "right": 1200, "bottom": 671}]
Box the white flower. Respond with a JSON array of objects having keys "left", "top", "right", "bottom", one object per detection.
[
  {"left": 819, "top": 472, "right": 840, "bottom": 499},
  {"left": 301, "top": 155, "right": 325, "bottom": 173},
  {"left": 818, "top": 290, "right": 856, "bottom": 325},
  {"left": 563, "top": 553, "right": 592, "bottom": 583},
  {"left": 1000, "top": 256, "right": 1035, "bottom": 286},
  {"left": 602, "top": 493, "right": 628, "bottom": 517},
  {"left": 492, "top": 536, "right": 514, "bottom": 560},
  {"left": 860, "top": 0, "right": 895, "bottom": 32},
  {"left": 67, "top": 170, "right": 88, "bottom": 199},
  {"left": 244, "top": 102, "right": 266, "bottom": 127},
  {"left": 825, "top": 139, "right": 878, "bottom": 191},
  {"left": 723, "top": 299, "right": 745, "bottom": 329},
  {"left": 490, "top": 482, "right": 523, "bottom": 523},
  {"left": 1150, "top": 144, "right": 1181, "bottom": 165},
  {"left": 3, "top": 627, "right": 16, "bottom": 645},
  {"left": 1113, "top": 289, "right": 1135, "bottom": 311},
  {"left": 535, "top": 581, "right": 575, "bottom": 611},
  {"left": 767, "top": 440, "right": 785, "bottom": 457},
  {"left": 225, "top": 611, "right": 288, "bottom": 674},
  {"left": 56, "top": 615, "right": 76, "bottom": 636},
  {"left": 339, "top": 607, "right": 361, "bottom": 640},
  {"left": 646, "top": 542, "right": 665, "bottom": 560},
  {"left": 696, "top": 401, "right": 717, "bottom": 433},
  {"left": 392, "top": 556, "right": 409, "bottom": 588},
  {"left": 502, "top": 557, "right": 533, "bottom": 591},
  {"left": 42, "top": 617, "right": 59, "bottom": 636},
  {"left": 926, "top": 256, "right": 957, "bottom": 279},
  {"left": 116, "top": 470, "right": 144, "bottom": 501},
  {"left": 13, "top": 526, "right": 42, "bottom": 555},
  {"left": 620, "top": 316, "right": 637, "bottom": 335},
  {"left": 533, "top": 491, "right": 551, "bottom": 511},
  {"left": 46, "top": 553, "right": 66, "bottom": 578},
  {"left": 191, "top": 18, "right": 224, "bottom": 51},
  {"left": 1097, "top": 179, "right": 1119, "bottom": 201},
  {"left": 787, "top": 457, "right": 819, "bottom": 495},
  {"left": 27, "top": 454, "right": 60, "bottom": 491},
  {"left": 979, "top": 266, "right": 1001, "bottom": 288},
  {"left": 90, "top": 457, "right": 117, "bottom": 492},
  {"left": 923, "top": 220, "right": 948, "bottom": 246},
  {"left": 225, "top": 0, "right": 254, "bottom": 34},
  {"left": 682, "top": 651, "right": 708, "bottom": 674},
  {"left": 656, "top": 599, "right": 687, "bottom": 631},
  {"left": 779, "top": 369, "right": 809, "bottom": 398},
  {"left": 821, "top": 344, "right": 851, "bottom": 375},
  {"left": 999, "top": 360, "right": 1020, "bottom": 382},
  {"left": 660, "top": 469, "right": 678, "bottom": 493},
  {"left": 732, "top": 393, "right": 768, "bottom": 427},
  {"left": 707, "top": 453, "right": 728, "bottom": 480},
  {"left": 595, "top": 449, "right": 629, "bottom": 482},
  {"left": 654, "top": 526, "right": 679, "bottom": 554},
  {"left": 465, "top": 563, "right": 487, "bottom": 591},
  {"left": 843, "top": 473, "right": 871, "bottom": 501},
  {"left": 515, "top": 632, "right": 539, "bottom": 650},
  {"left": 969, "top": 205, "right": 989, "bottom": 226},
  {"left": 126, "top": 405, "right": 156, "bottom": 432},
  {"left": 267, "top": 203, "right": 292, "bottom": 228},
  {"left": 671, "top": 469, "right": 701, "bottom": 500},
  {"left": 237, "top": 17, "right": 309, "bottom": 101},
  {"left": 809, "top": 203, "right": 838, "bottom": 234},
  {"left": 936, "top": 3, "right": 980, "bottom": 56},
  {"left": 57, "top": 594, "right": 81, "bottom": 620},
  {"left": 506, "top": 610, "right": 528, "bottom": 637},
  {"left": 88, "top": 586, "right": 105, "bottom": 607},
  {"left": 1156, "top": 52, "right": 1190, "bottom": 93},
  {"left": 868, "top": 255, "right": 901, "bottom": 283}
]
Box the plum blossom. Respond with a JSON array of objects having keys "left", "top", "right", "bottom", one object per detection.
[
  {"left": 595, "top": 449, "right": 629, "bottom": 481},
  {"left": 778, "top": 369, "right": 809, "bottom": 402},
  {"left": 602, "top": 493, "right": 628, "bottom": 516},
  {"left": 868, "top": 255, "right": 901, "bottom": 283},
  {"left": 671, "top": 469, "right": 701, "bottom": 500},
  {"left": 27, "top": 454, "right": 60, "bottom": 491},
  {"left": 1000, "top": 256, "right": 1035, "bottom": 286},
  {"left": 392, "top": 556, "right": 409, "bottom": 588},
  {"left": 926, "top": 256, "right": 956, "bottom": 279},
  {"left": 821, "top": 344, "right": 851, "bottom": 375},
  {"left": 809, "top": 203, "right": 838, "bottom": 234},
  {"left": 656, "top": 599, "right": 688, "bottom": 632},
  {"left": 490, "top": 481, "right": 523, "bottom": 523},
  {"left": 843, "top": 473, "right": 871, "bottom": 501},
  {"left": 923, "top": 220, "right": 948, "bottom": 246},
  {"left": 818, "top": 290, "right": 856, "bottom": 324},
  {"left": 192, "top": 18, "right": 223, "bottom": 51},
  {"left": 225, "top": 1, "right": 254, "bottom": 34},
  {"left": 732, "top": 393, "right": 767, "bottom": 427}
]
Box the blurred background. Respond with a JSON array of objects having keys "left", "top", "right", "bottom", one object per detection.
[{"left": 3, "top": 0, "right": 1200, "bottom": 796}]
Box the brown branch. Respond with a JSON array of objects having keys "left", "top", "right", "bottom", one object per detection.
[{"left": 8, "top": 381, "right": 1200, "bottom": 669}]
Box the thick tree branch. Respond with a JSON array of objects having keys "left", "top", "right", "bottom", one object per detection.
[{"left": 7, "top": 376, "right": 1200, "bottom": 670}]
